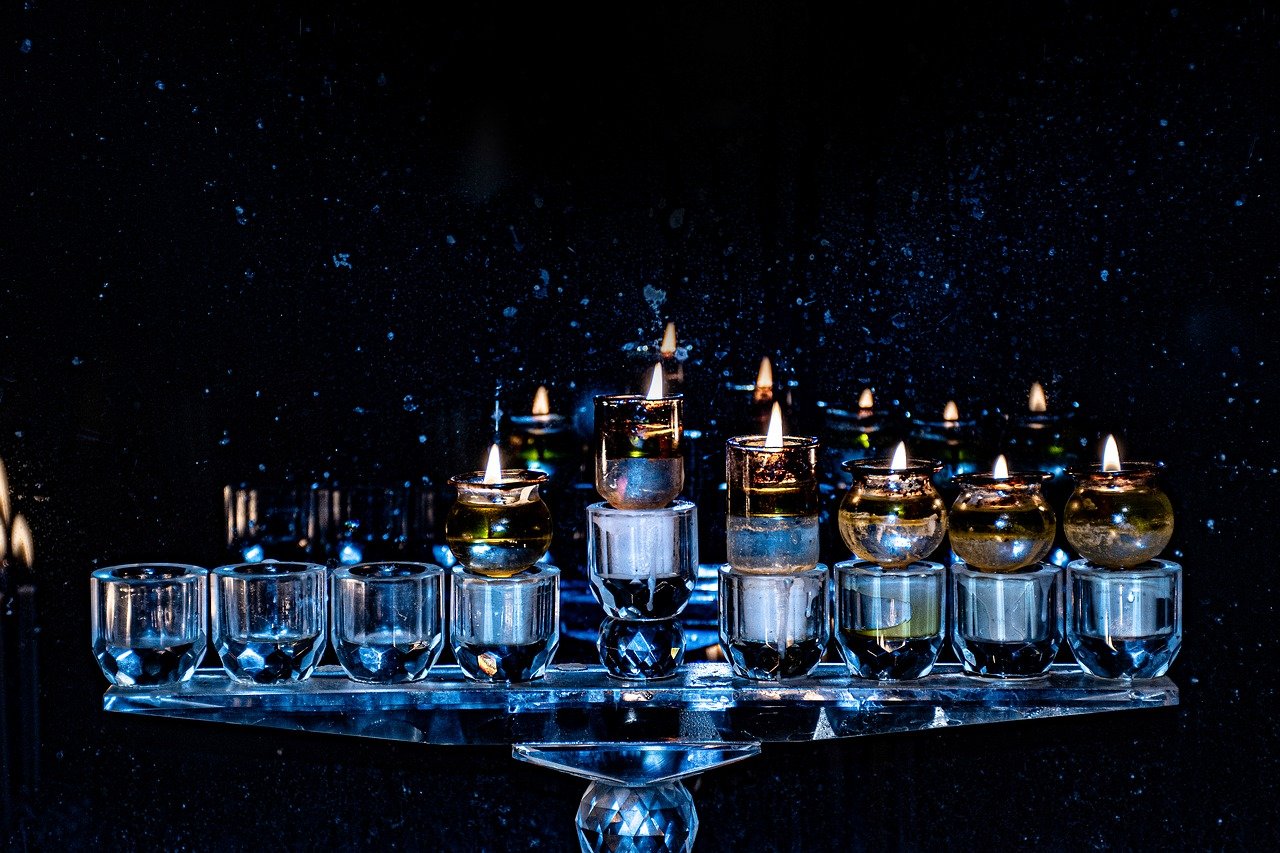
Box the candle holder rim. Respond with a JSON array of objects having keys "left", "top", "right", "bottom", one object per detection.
[
  {"left": 833, "top": 558, "right": 946, "bottom": 577},
  {"left": 1066, "top": 557, "right": 1181, "bottom": 575},
  {"left": 451, "top": 563, "right": 559, "bottom": 584},
  {"left": 448, "top": 469, "right": 549, "bottom": 489},
  {"left": 212, "top": 561, "right": 326, "bottom": 578},
  {"left": 593, "top": 392, "right": 684, "bottom": 404},
  {"left": 953, "top": 471, "right": 1052, "bottom": 487},
  {"left": 842, "top": 457, "right": 943, "bottom": 476},
  {"left": 1067, "top": 460, "right": 1164, "bottom": 479},
  {"left": 92, "top": 562, "right": 207, "bottom": 582},
  {"left": 335, "top": 561, "right": 445, "bottom": 581},
  {"left": 726, "top": 433, "right": 820, "bottom": 451}
]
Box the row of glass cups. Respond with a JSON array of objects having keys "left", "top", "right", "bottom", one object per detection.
[
  {"left": 718, "top": 558, "right": 1182, "bottom": 682},
  {"left": 90, "top": 560, "right": 559, "bottom": 687}
]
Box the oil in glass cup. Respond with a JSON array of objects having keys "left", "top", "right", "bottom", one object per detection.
[
  {"left": 332, "top": 562, "right": 446, "bottom": 683},
  {"left": 834, "top": 560, "right": 945, "bottom": 680},
  {"left": 949, "top": 472, "right": 1056, "bottom": 573},
  {"left": 838, "top": 457, "right": 946, "bottom": 568},
  {"left": 91, "top": 564, "right": 207, "bottom": 687},
  {"left": 445, "top": 470, "right": 553, "bottom": 577},
  {"left": 212, "top": 562, "right": 327, "bottom": 684},
  {"left": 593, "top": 394, "right": 684, "bottom": 509},
  {"left": 725, "top": 434, "right": 821, "bottom": 573},
  {"left": 1064, "top": 462, "right": 1173, "bottom": 568}
]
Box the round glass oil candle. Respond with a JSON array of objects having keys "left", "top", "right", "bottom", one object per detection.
[{"left": 445, "top": 470, "right": 553, "bottom": 577}]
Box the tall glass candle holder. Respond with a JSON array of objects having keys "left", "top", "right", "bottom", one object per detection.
[
  {"left": 1064, "top": 462, "right": 1173, "bottom": 568},
  {"left": 91, "top": 564, "right": 207, "bottom": 687},
  {"left": 950, "top": 471, "right": 1056, "bottom": 573},
  {"left": 718, "top": 564, "right": 828, "bottom": 681},
  {"left": 838, "top": 456, "right": 946, "bottom": 568},
  {"left": 594, "top": 394, "right": 684, "bottom": 510},
  {"left": 446, "top": 470, "right": 552, "bottom": 577},
  {"left": 725, "top": 434, "right": 820, "bottom": 573},
  {"left": 451, "top": 564, "right": 560, "bottom": 682}
]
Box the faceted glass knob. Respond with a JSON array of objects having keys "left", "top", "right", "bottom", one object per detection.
[{"left": 576, "top": 780, "right": 697, "bottom": 853}]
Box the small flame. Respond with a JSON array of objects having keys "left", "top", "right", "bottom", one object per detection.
[
  {"left": 532, "top": 385, "right": 550, "bottom": 416},
  {"left": 483, "top": 443, "right": 503, "bottom": 484},
  {"left": 0, "top": 457, "right": 9, "bottom": 527},
  {"left": 765, "top": 402, "right": 784, "bottom": 450},
  {"left": 1029, "top": 382, "right": 1047, "bottom": 413},
  {"left": 993, "top": 455, "right": 1009, "bottom": 479},
  {"left": 890, "top": 442, "right": 908, "bottom": 470},
  {"left": 943, "top": 400, "right": 959, "bottom": 421},
  {"left": 660, "top": 322, "right": 677, "bottom": 357},
  {"left": 645, "top": 363, "right": 664, "bottom": 399},
  {"left": 858, "top": 388, "right": 874, "bottom": 410},
  {"left": 756, "top": 357, "right": 774, "bottom": 390},
  {"left": 1102, "top": 434, "right": 1122, "bottom": 472},
  {"left": 10, "top": 513, "right": 33, "bottom": 570}
]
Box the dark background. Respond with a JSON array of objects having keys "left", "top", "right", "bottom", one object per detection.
[{"left": 3, "top": 1, "right": 1278, "bottom": 849}]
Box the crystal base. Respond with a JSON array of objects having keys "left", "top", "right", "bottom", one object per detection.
[
  {"left": 576, "top": 781, "right": 696, "bottom": 853},
  {"left": 598, "top": 618, "right": 685, "bottom": 681}
]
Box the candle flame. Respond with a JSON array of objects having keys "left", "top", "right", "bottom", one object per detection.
[
  {"left": 10, "top": 513, "right": 32, "bottom": 570},
  {"left": 645, "top": 363, "right": 664, "bottom": 399},
  {"left": 858, "top": 387, "right": 874, "bottom": 410},
  {"left": 891, "top": 442, "right": 908, "bottom": 470},
  {"left": 943, "top": 400, "right": 959, "bottom": 421},
  {"left": 765, "top": 402, "right": 784, "bottom": 450},
  {"left": 532, "top": 385, "right": 550, "bottom": 416},
  {"left": 1102, "top": 434, "right": 1122, "bottom": 472},
  {"left": 993, "top": 455, "right": 1009, "bottom": 479},
  {"left": 0, "top": 456, "right": 9, "bottom": 527},
  {"left": 483, "top": 443, "right": 503, "bottom": 484},
  {"left": 660, "top": 322, "right": 677, "bottom": 357},
  {"left": 1029, "top": 381, "right": 1047, "bottom": 413},
  {"left": 756, "top": 356, "right": 773, "bottom": 390}
]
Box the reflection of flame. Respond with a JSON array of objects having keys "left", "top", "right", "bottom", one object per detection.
[
  {"left": 943, "top": 400, "right": 959, "bottom": 422},
  {"left": 1029, "top": 382, "right": 1047, "bottom": 413},
  {"left": 891, "top": 442, "right": 908, "bottom": 470},
  {"left": 0, "top": 456, "right": 9, "bottom": 527},
  {"left": 755, "top": 356, "right": 774, "bottom": 393},
  {"left": 532, "top": 385, "right": 550, "bottom": 416},
  {"left": 993, "top": 455, "right": 1009, "bottom": 479},
  {"left": 645, "top": 364, "right": 664, "bottom": 400},
  {"left": 660, "top": 322, "right": 677, "bottom": 357},
  {"left": 1103, "top": 435, "right": 1121, "bottom": 472},
  {"left": 10, "top": 514, "right": 33, "bottom": 570},
  {"left": 483, "top": 443, "right": 503, "bottom": 484},
  {"left": 858, "top": 388, "right": 874, "bottom": 410},
  {"left": 765, "top": 402, "right": 784, "bottom": 450}
]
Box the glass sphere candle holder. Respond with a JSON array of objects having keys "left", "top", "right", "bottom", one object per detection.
[
  {"left": 838, "top": 458, "right": 946, "bottom": 568},
  {"left": 1064, "top": 462, "right": 1173, "bottom": 568},
  {"left": 594, "top": 394, "right": 684, "bottom": 509},
  {"left": 445, "top": 470, "right": 553, "bottom": 577},
  {"left": 725, "top": 435, "right": 820, "bottom": 573},
  {"left": 949, "top": 472, "right": 1056, "bottom": 573}
]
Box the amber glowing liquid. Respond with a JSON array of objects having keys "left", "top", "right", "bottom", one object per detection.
[
  {"left": 838, "top": 493, "right": 946, "bottom": 568},
  {"left": 1064, "top": 484, "right": 1173, "bottom": 568},
  {"left": 445, "top": 501, "right": 553, "bottom": 577},
  {"left": 950, "top": 506, "right": 1055, "bottom": 573}
]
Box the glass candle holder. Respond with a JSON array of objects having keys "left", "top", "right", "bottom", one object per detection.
[
  {"left": 91, "top": 564, "right": 208, "bottom": 687},
  {"left": 725, "top": 435, "right": 820, "bottom": 573},
  {"left": 951, "top": 561, "right": 1061, "bottom": 679},
  {"left": 949, "top": 472, "right": 1056, "bottom": 573},
  {"left": 587, "top": 500, "right": 697, "bottom": 620},
  {"left": 1067, "top": 558, "right": 1182, "bottom": 679},
  {"left": 833, "top": 560, "right": 945, "bottom": 680},
  {"left": 332, "top": 562, "right": 446, "bottom": 683},
  {"left": 445, "top": 470, "right": 553, "bottom": 577},
  {"left": 718, "top": 564, "right": 828, "bottom": 681},
  {"left": 594, "top": 395, "right": 684, "bottom": 509},
  {"left": 212, "top": 562, "right": 327, "bottom": 684},
  {"left": 838, "top": 458, "right": 946, "bottom": 568},
  {"left": 1064, "top": 462, "right": 1174, "bottom": 568},
  {"left": 451, "top": 564, "right": 559, "bottom": 682},
  {"left": 597, "top": 617, "right": 685, "bottom": 681}
]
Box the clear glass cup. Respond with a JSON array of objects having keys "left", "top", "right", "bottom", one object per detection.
[
  {"left": 91, "top": 564, "right": 207, "bottom": 687},
  {"left": 1067, "top": 558, "right": 1182, "bottom": 679},
  {"left": 593, "top": 395, "right": 684, "bottom": 509},
  {"left": 834, "top": 560, "right": 945, "bottom": 680},
  {"left": 718, "top": 564, "right": 828, "bottom": 681},
  {"left": 587, "top": 499, "right": 697, "bottom": 620},
  {"left": 451, "top": 564, "right": 559, "bottom": 682},
  {"left": 212, "top": 562, "right": 327, "bottom": 684},
  {"left": 951, "top": 561, "right": 1061, "bottom": 679},
  {"left": 838, "top": 457, "right": 946, "bottom": 568},
  {"left": 725, "top": 435, "right": 821, "bottom": 573},
  {"left": 445, "top": 470, "right": 553, "bottom": 577},
  {"left": 332, "top": 562, "right": 446, "bottom": 683}
]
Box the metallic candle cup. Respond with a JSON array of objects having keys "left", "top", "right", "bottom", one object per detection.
[
  {"left": 725, "top": 435, "right": 820, "bottom": 573},
  {"left": 593, "top": 394, "right": 684, "bottom": 509},
  {"left": 949, "top": 472, "right": 1056, "bottom": 573},
  {"left": 1064, "top": 462, "right": 1174, "bottom": 568},
  {"left": 91, "top": 564, "right": 208, "bottom": 687},
  {"left": 838, "top": 458, "right": 947, "bottom": 568},
  {"left": 445, "top": 470, "right": 553, "bottom": 577}
]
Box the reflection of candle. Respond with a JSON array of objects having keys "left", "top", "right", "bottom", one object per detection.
[
  {"left": 594, "top": 366, "right": 684, "bottom": 510},
  {"left": 1064, "top": 435, "right": 1174, "bottom": 568},
  {"left": 753, "top": 357, "right": 774, "bottom": 403},
  {"left": 1028, "top": 382, "right": 1047, "bottom": 415},
  {"left": 858, "top": 388, "right": 875, "bottom": 416},
  {"left": 726, "top": 404, "right": 820, "bottom": 573},
  {"left": 659, "top": 322, "right": 677, "bottom": 359},
  {"left": 508, "top": 387, "right": 571, "bottom": 474},
  {"left": 943, "top": 400, "right": 960, "bottom": 424}
]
